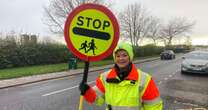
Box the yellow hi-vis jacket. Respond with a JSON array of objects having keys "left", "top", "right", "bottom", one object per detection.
[{"left": 83, "top": 64, "right": 163, "bottom": 110}]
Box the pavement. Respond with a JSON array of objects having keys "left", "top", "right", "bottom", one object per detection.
[{"left": 0, "top": 57, "right": 159, "bottom": 89}]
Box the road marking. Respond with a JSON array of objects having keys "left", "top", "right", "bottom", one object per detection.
[
  {"left": 174, "top": 100, "right": 205, "bottom": 108},
  {"left": 172, "top": 72, "right": 176, "bottom": 75},
  {"left": 158, "top": 81, "right": 162, "bottom": 85},
  {"left": 164, "top": 77, "right": 168, "bottom": 80},
  {"left": 193, "top": 108, "right": 207, "bottom": 110},
  {"left": 42, "top": 81, "right": 95, "bottom": 97},
  {"left": 69, "top": 76, "right": 75, "bottom": 78},
  {"left": 159, "top": 69, "right": 180, "bottom": 85},
  {"left": 174, "top": 69, "right": 180, "bottom": 74},
  {"left": 181, "top": 103, "right": 199, "bottom": 107},
  {"left": 170, "top": 69, "right": 179, "bottom": 76},
  {"left": 176, "top": 108, "right": 207, "bottom": 110},
  {"left": 164, "top": 69, "right": 180, "bottom": 81}
]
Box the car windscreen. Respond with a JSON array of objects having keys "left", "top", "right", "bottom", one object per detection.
[
  {"left": 185, "top": 53, "right": 208, "bottom": 60},
  {"left": 163, "top": 50, "right": 173, "bottom": 54}
]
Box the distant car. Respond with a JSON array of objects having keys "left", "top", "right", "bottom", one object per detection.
[
  {"left": 160, "top": 50, "right": 175, "bottom": 60},
  {"left": 181, "top": 50, "right": 208, "bottom": 74}
]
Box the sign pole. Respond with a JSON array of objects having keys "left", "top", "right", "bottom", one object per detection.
[
  {"left": 82, "top": 61, "right": 90, "bottom": 83},
  {"left": 79, "top": 61, "right": 89, "bottom": 110}
]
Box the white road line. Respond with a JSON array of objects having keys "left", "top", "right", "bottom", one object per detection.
[
  {"left": 158, "top": 81, "right": 162, "bottom": 85},
  {"left": 164, "top": 77, "right": 168, "bottom": 80},
  {"left": 181, "top": 102, "right": 199, "bottom": 107},
  {"left": 172, "top": 72, "right": 176, "bottom": 75},
  {"left": 175, "top": 69, "right": 180, "bottom": 74},
  {"left": 175, "top": 100, "right": 200, "bottom": 107},
  {"left": 193, "top": 108, "right": 207, "bottom": 110},
  {"left": 42, "top": 81, "right": 95, "bottom": 97}
]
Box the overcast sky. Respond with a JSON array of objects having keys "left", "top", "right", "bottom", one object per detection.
[
  {"left": 0, "top": 0, "right": 208, "bottom": 45},
  {"left": 0, "top": 0, "right": 48, "bottom": 35}
]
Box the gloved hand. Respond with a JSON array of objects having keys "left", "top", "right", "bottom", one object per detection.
[{"left": 79, "top": 82, "right": 90, "bottom": 95}]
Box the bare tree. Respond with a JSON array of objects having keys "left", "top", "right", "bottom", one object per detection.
[
  {"left": 43, "top": 0, "right": 110, "bottom": 35},
  {"left": 119, "top": 3, "right": 150, "bottom": 47},
  {"left": 159, "top": 17, "right": 195, "bottom": 46},
  {"left": 146, "top": 16, "right": 162, "bottom": 45}
]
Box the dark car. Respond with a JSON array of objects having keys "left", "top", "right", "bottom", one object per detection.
[{"left": 160, "top": 50, "right": 175, "bottom": 60}]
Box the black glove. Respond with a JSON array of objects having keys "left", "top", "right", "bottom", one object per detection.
[{"left": 79, "top": 82, "right": 90, "bottom": 95}]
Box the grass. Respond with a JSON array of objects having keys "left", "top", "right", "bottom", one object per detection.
[
  {"left": 0, "top": 55, "right": 158, "bottom": 80},
  {"left": 0, "top": 59, "right": 114, "bottom": 80},
  {"left": 0, "top": 63, "right": 68, "bottom": 80}
]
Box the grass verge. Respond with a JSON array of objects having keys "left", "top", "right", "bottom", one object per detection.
[
  {"left": 0, "top": 59, "right": 114, "bottom": 80},
  {"left": 0, "top": 63, "right": 68, "bottom": 80},
  {"left": 0, "top": 56, "right": 158, "bottom": 80}
]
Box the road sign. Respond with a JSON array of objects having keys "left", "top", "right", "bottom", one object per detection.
[{"left": 64, "top": 3, "right": 119, "bottom": 62}]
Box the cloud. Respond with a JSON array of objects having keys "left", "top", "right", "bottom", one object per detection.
[{"left": 0, "top": 0, "right": 48, "bottom": 35}]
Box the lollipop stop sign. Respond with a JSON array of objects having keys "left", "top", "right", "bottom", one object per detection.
[{"left": 64, "top": 3, "right": 119, "bottom": 62}]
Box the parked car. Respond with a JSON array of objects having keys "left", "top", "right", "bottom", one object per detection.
[
  {"left": 160, "top": 50, "right": 175, "bottom": 60},
  {"left": 181, "top": 50, "right": 208, "bottom": 74}
]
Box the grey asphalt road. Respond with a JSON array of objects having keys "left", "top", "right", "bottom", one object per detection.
[{"left": 0, "top": 55, "right": 207, "bottom": 110}]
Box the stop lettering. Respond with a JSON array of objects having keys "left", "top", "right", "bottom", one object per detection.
[{"left": 77, "top": 16, "right": 110, "bottom": 30}]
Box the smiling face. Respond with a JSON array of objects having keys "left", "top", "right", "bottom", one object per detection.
[{"left": 115, "top": 49, "right": 130, "bottom": 69}]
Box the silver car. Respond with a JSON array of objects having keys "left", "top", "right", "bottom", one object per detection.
[{"left": 181, "top": 50, "right": 208, "bottom": 74}]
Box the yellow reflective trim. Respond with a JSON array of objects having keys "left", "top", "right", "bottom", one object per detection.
[
  {"left": 140, "top": 72, "right": 151, "bottom": 97},
  {"left": 93, "top": 86, "right": 103, "bottom": 97},
  {"left": 143, "top": 100, "right": 163, "bottom": 110},
  {"left": 94, "top": 69, "right": 110, "bottom": 106},
  {"left": 100, "top": 69, "right": 111, "bottom": 84},
  {"left": 138, "top": 70, "right": 146, "bottom": 95},
  {"left": 110, "top": 106, "right": 140, "bottom": 110},
  {"left": 142, "top": 96, "right": 162, "bottom": 105}
]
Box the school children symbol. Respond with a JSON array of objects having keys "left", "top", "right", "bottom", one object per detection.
[{"left": 79, "top": 39, "right": 97, "bottom": 55}]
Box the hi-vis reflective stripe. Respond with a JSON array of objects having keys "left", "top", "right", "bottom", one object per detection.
[
  {"left": 95, "top": 70, "right": 109, "bottom": 101},
  {"left": 139, "top": 70, "right": 151, "bottom": 97},
  {"left": 142, "top": 96, "right": 162, "bottom": 105},
  {"left": 108, "top": 106, "right": 140, "bottom": 110},
  {"left": 139, "top": 70, "right": 147, "bottom": 93},
  {"left": 93, "top": 86, "right": 103, "bottom": 97},
  {"left": 94, "top": 70, "right": 109, "bottom": 106},
  {"left": 101, "top": 70, "right": 111, "bottom": 84}
]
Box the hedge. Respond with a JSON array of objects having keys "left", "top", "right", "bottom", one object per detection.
[
  {"left": 0, "top": 40, "right": 72, "bottom": 69},
  {"left": 0, "top": 38, "right": 189, "bottom": 69}
]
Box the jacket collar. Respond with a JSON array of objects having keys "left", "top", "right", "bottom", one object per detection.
[{"left": 107, "top": 64, "right": 138, "bottom": 81}]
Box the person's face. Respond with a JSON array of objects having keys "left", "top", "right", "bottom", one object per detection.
[{"left": 115, "top": 50, "right": 130, "bottom": 69}]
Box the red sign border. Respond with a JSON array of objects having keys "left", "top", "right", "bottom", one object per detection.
[{"left": 64, "top": 3, "right": 119, "bottom": 62}]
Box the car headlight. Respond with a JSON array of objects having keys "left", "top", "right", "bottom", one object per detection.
[
  {"left": 182, "top": 62, "right": 192, "bottom": 69},
  {"left": 205, "top": 63, "right": 208, "bottom": 68},
  {"left": 182, "top": 61, "right": 189, "bottom": 67}
]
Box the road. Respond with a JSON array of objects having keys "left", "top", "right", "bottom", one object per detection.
[{"left": 0, "top": 55, "right": 207, "bottom": 110}]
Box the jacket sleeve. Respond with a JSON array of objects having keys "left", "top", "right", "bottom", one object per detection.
[
  {"left": 83, "top": 75, "right": 105, "bottom": 105},
  {"left": 141, "top": 78, "right": 163, "bottom": 110}
]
